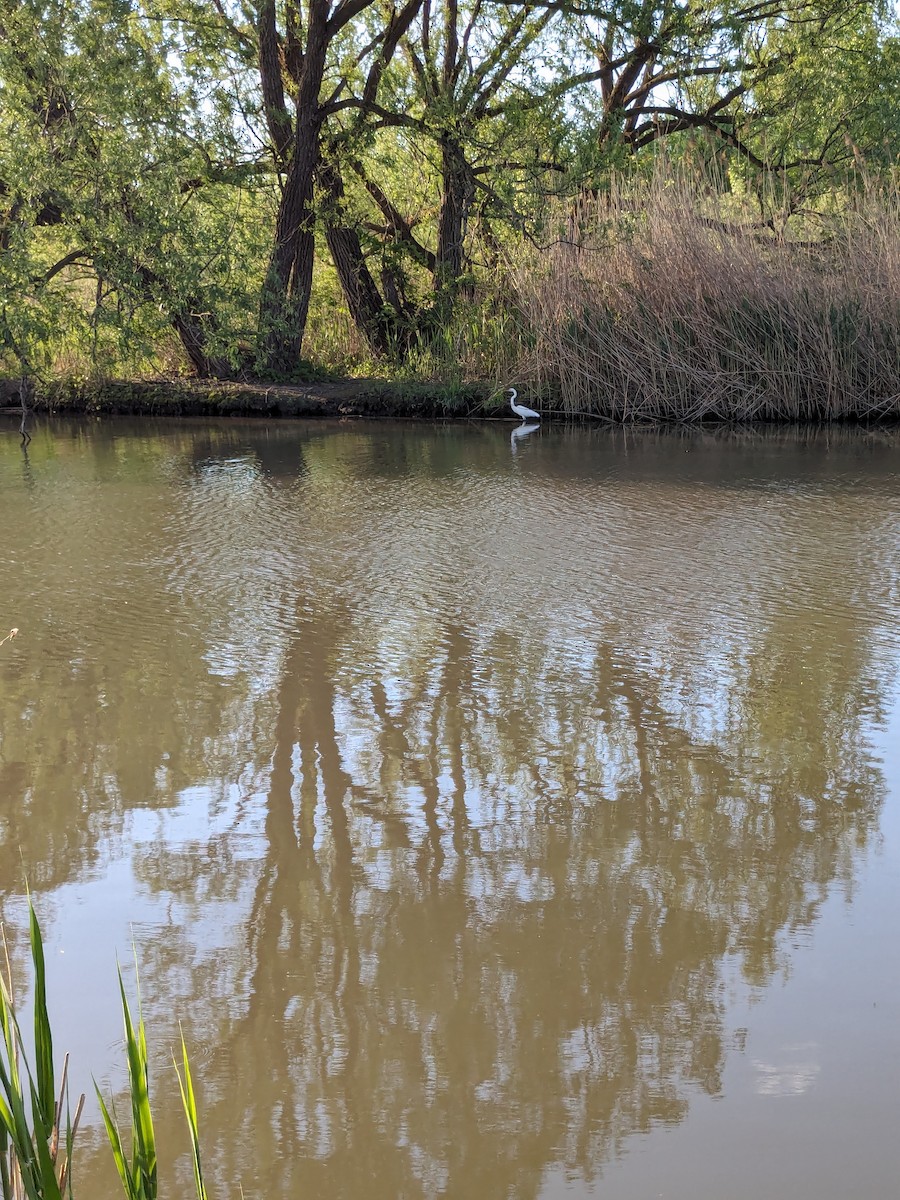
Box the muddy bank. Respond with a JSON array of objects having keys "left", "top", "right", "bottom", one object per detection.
[
  {"left": 28, "top": 378, "right": 501, "bottom": 420},
  {"left": 6, "top": 377, "right": 897, "bottom": 426}
]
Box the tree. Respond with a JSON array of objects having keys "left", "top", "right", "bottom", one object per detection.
[
  {"left": 314, "top": 2, "right": 568, "bottom": 341},
  {"left": 2, "top": 0, "right": 896, "bottom": 378},
  {"left": 544, "top": 0, "right": 893, "bottom": 177},
  {"left": 250, "top": 0, "right": 424, "bottom": 373},
  {"left": 0, "top": 0, "right": 257, "bottom": 378}
]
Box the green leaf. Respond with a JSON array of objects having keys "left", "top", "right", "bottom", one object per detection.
[
  {"left": 95, "top": 1083, "right": 139, "bottom": 1200},
  {"left": 173, "top": 1031, "right": 207, "bottom": 1200},
  {"left": 28, "top": 898, "right": 56, "bottom": 1133}
]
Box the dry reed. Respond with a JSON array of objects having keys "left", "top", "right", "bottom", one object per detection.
[{"left": 515, "top": 171, "right": 900, "bottom": 422}]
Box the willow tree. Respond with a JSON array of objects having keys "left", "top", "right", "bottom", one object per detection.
[
  {"left": 146, "top": 0, "right": 427, "bottom": 373},
  {"left": 404, "top": 2, "right": 556, "bottom": 298},
  {"left": 247, "top": 0, "right": 423, "bottom": 373},
  {"left": 0, "top": 0, "right": 426, "bottom": 378},
  {"left": 3, "top": 0, "right": 895, "bottom": 377},
  {"left": 315, "top": 1, "right": 569, "bottom": 336},
  {"left": 311, "top": 0, "right": 899, "bottom": 345},
  {"left": 0, "top": 0, "right": 253, "bottom": 378},
  {"left": 531, "top": 0, "right": 892, "bottom": 172}
]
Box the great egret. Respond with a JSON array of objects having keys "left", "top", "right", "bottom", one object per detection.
[{"left": 508, "top": 388, "right": 540, "bottom": 421}]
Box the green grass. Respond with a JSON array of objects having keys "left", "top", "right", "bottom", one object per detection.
[
  {"left": 94, "top": 967, "right": 158, "bottom": 1200},
  {"left": 174, "top": 1032, "right": 207, "bottom": 1200},
  {"left": 1, "top": 904, "right": 208, "bottom": 1200},
  {"left": 0, "top": 900, "right": 84, "bottom": 1200}
]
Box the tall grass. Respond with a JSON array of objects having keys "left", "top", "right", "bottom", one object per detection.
[
  {"left": 94, "top": 969, "right": 158, "bottom": 1200},
  {"left": 0, "top": 902, "right": 84, "bottom": 1200},
  {"left": 1, "top": 902, "right": 208, "bottom": 1200},
  {"left": 515, "top": 170, "right": 900, "bottom": 421}
]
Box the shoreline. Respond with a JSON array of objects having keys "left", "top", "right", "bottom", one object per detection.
[
  {"left": 28, "top": 378, "right": 498, "bottom": 420},
  {"left": 3, "top": 377, "right": 899, "bottom": 425}
]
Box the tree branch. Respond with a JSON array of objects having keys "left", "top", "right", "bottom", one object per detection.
[
  {"left": 348, "top": 159, "right": 436, "bottom": 271},
  {"left": 40, "top": 248, "right": 90, "bottom": 284}
]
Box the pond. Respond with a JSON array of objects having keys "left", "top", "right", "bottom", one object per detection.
[{"left": 1, "top": 416, "right": 899, "bottom": 1199}]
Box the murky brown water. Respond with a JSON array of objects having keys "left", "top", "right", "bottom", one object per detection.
[{"left": 1, "top": 416, "right": 899, "bottom": 1199}]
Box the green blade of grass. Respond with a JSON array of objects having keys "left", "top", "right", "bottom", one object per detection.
[
  {"left": 27, "top": 900, "right": 55, "bottom": 1132},
  {"left": 0, "top": 908, "right": 82, "bottom": 1200},
  {"left": 0, "top": 1130, "right": 11, "bottom": 1200},
  {"left": 26, "top": 1077, "right": 63, "bottom": 1200},
  {"left": 0, "top": 981, "right": 41, "bottom": 1197},
  {"left": 173, "top": 1032, "right": 207, "bottom": 1200},
  {"left": 0, "top": 963, "right": 23, "bottom": 1099},
  {"left": 0, "top": 1063, "right": 56, "bottom": 1200},
  {"left": 0, "top": 918, "right": 65, "bottom": 1200},
  {"left": 94, "top": 1084, "right": 139, "bottom": 1200},
  {"left": 117, "top": 969, "right": 156, "bottom": 1198}
]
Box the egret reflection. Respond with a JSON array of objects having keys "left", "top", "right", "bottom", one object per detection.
[{"left": 511, "top": 421, "right": 540, "bottom": 452}]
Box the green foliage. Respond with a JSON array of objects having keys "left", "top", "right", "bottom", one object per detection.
[
  {"left": 725, "top": 8, "right": 900, "bottom": 206},
  {"left": 1, "top": 0, "right": 898, "bottom": 381},
  {"left": 0, "top": 900, "right": 82, "bottom": 1200},
  {"left": 0, "top": 0, "right": 268, "bottom": 377},
  {"left": 1, "top": 896, "right": 209, "bottom": 1200},
  {"left": 94, "top": 968, "right": 157, "bottom": 1200},
  {"left": 95, "top": 964, "right": 210, "bottom": 1200}
]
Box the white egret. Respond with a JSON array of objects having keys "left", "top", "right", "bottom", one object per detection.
[{"left": 508, "top": 388, "right": 540, "bottom": 421}]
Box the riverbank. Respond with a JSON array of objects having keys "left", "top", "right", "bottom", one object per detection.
[
  {"left": 6, "top": 376, "right": 900, "bottom": 426},
  {"left": 6, "top": 374, "right": 900, "bottom": 427},
  {"left": 19, "top": 377, "right": 500, "bottom": 420}
]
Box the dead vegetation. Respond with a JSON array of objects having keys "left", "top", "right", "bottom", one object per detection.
[{"left": 516, "top": 174, "right": 900, "bottom": 422}]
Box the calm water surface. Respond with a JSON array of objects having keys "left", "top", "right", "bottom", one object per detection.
[{"left": 1, "top": 417, "right": 899, "bottom": 1199}]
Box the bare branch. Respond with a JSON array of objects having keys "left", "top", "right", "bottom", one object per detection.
[
  {"left": 361, "top": 0, "right": 424, "bottom": 108},
  {"left": 327, "top": 0, "right": 378, "bottom": 35}
]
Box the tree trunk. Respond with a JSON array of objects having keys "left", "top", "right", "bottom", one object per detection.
[
  {"left": 257, "top": 121, "right": 321, "bottom": 375},
  {"left": 320, "top": 161, "right": 395, "bottom": 358},
  {"left": 135, "top": 263, "right": 233, "bottom": 378},
  {"left": 256, "top": 15, "right": 329, "bottom": 377},
  {"left": 170, "top": 305, "right": 233, "bottom": 379},
  {"left": 435, "top": 135, "right": 474, "bottom": 301}
]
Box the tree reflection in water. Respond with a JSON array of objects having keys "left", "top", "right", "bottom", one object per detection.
[{"left": 0, "top": 421, "right": 897, "bottom": 1198}]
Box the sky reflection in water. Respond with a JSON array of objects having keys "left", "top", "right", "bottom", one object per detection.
[{"left": 1, "top": 418, "right": 898, "bottom": 1199}]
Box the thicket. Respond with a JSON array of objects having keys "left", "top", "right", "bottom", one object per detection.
[
  {"left": 1, "top": 0, "right": 899, "bottom": 418},
  {"left": 520, "top": 173, "right": 900, "bottom": 420}
]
